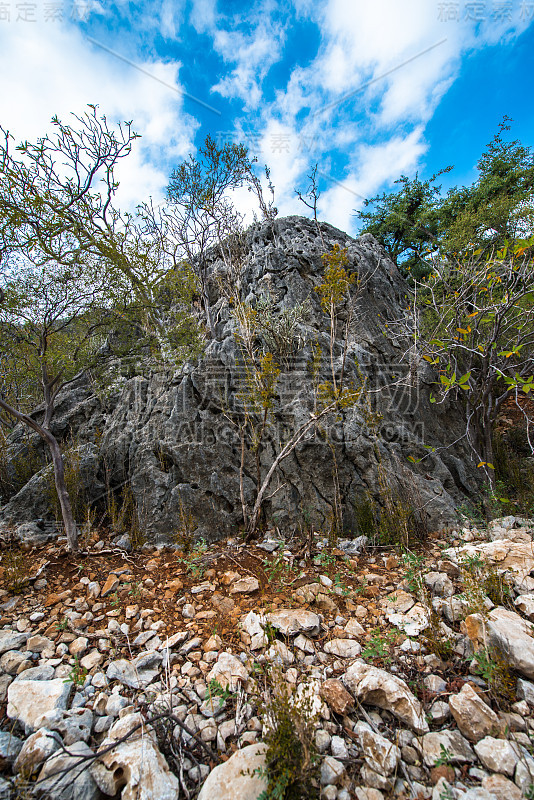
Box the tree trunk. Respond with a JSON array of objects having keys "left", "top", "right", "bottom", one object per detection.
[
  {"left": 48, "top": 436, "right": 78, "bottom": 552},
  {"left": 246, "top": 403, "right": 336, "bottom": 538},
  {"left": 0, "top": 398, "right": 78, "bottom": 552},
  {"left": 482, "top": 415, "right": 496, "bottom": 491}
]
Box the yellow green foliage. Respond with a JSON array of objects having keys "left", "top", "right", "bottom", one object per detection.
[{"left": 315, "top": 245, "right": 354, "bottom": 313}]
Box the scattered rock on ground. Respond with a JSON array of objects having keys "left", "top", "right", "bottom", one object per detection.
[
  {"left": 343, "top": 661, "right": 429, "bottom": 734},
  {"left": 197, "top": 743, "right": 267, "bottom": 800}
]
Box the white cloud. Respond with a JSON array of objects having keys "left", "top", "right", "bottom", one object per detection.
[
  {"left": 2, "top": 0, "right": 530, "bottom": 242},
  {"left": 231, "top": 0, "right": 533, "bottom": 236},
  {"left": 189, "top": 0, "right": 217, "bottom": 34},
  {"left": 354, "top": 129, "right": 429, "bottom": 198},
  {"left": 159, "top": 0, "right": 186, "bottom": 39},
  {"left": 189, "top": 0, "right": 285, "bottom": 110},
  {"left": 317, "top": 130, "right": 428, "bottom": 234},
  {"left": 211, "top": 23, "right": 285, "bottom": 110},
  {"left": 0, "top": 17, "right": 198, "bottom": 209}
]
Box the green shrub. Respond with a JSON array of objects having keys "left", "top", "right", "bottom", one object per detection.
[
  {"left": 2, "top": 548, "right": 27, "bottom": 594},
  {"left": 492, "top": 431, "right": 534, "bottom": 517},
  {"left": 460, "top": 553, "right": 513, "bottom": 613},
  {"left": 473, "top": 646, "right": 515, "bottom": 707},
  {"left": 106, "top": 483, "right": 146, "bottom": 549},
  {"left": 352, "top": 490, "right": 376, "bottom": 537},
  {"left": 172, "top": 499, "right": 197, "bottom": 553}
]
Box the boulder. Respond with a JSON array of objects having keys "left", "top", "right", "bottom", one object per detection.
[
  {"left": 0, "top": 217, "right": 474, "bottom": 542},
  {"left": 320, "top": 679, "right": 355, "bottom": 715},
  {"left": 0, "top": 630, "right": 28, "bottom": 655},
  {"left": 418, "top": 730, "right": 475, "bottom": 767},
  {"left": 474, "top": 736, "right": 520, "bottom": 776},
  {"left": 344, "top": 619, "right": 365, "bottom": 637},
  {"left": 266, "top": 608, "right": 321, "bottom": 637},
  {"left": 481, "top": 773, "right": 522, "bottom": 800},
  {"left": 207, "top": 652, "right": 249, "bottom": 691},
  {"left": 13, "top": 664, "right": 54, "bottom": 682},
  {"left": 355, "top": 723, "right": 400, "bottom": 776},
  {"left": 516, "top": 677, "right": 534, "bottom": 705},
  {"left": 465, "top": 607, "right": 534, "bottom": 679},
  {"left": 37, "top": 741, "right": 101, "bottom": 800},
  {"left": 514, "top": 593, "right": 534, "bottom": 619},
  {"left": 443, "top": 539, "right": 534, "bottom": 581},
  {"left": 379, "top": 590, "right": 415, "bottom": 614},
  {"left": 90, "top": 713, "right": 179, "bottom": 800},
  {"left": 0, "top": 650, "right": 28, "bottom": 675},
  {"left": 7, "top": 678, "right": 71, "bottom": 734},
  {"left": 355, "top": 790, "right": 384, "bottom": 800},
  {"left": 106, "top": 650, "right": 162, "bottom": 688},
  {"left": 293, "top": 583, "right": 338, "bottom": 614},
  {"left": 13, "top": 728, "right": 59, "bottom": 776},
  {"left": 265, "top": 640, "right": 295, "bottom": 666},
  {"left": 26, "top": 634, "right": 54, "bottom": 653},
  {"left": 448, "top": 683, "right": 504, "bottom": 742},
  {"left": 320, "top": 756, "right": 346, "bottom": 785},
  {"left": 424, "top": 572, "right": 454, "bottom": 597},
  {"left": 240, "top": 611, "right": 268, "bottom": 650},
  {"left": 197, "top": 743, "right": 267, "bottom": 800},
  {"left": 34, "top": 708, "right": 93, "bottom": 745},
  {"left": 343, "top": 662, "right": 428, "bottom": 733},
  {"left": 514, "top": 749, "right": 534, "bottom": 794},
  {"left": 230, "top": 576, "right": 259, "bottom": 594},
  {"left": 15, "top": 521, "right": 52, "bottom": 545},
  {"left": 387, "top": 603, "right": 428, "bottom": 637},
  {"left": 0, "top": 731, "right": 23, "bottom": 770},
  {"left": 324, "top": 638, "right": 361, "bottom": 658}
]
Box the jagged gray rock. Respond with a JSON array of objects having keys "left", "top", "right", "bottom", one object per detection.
[{"left": 1, "top": 216, "right": 479, "bottom": 541}]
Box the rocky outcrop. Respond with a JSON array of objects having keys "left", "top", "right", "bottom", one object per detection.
[{"left": 1, "top": 216, "right": 479, "bottom": 542}]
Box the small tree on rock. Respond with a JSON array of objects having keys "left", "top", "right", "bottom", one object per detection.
[
  {"left": 166, "top": 135, "right": 255, "bottom": 338},
  {"left": 415, "top": 238, "right": 534, "bottom": 489},
  {"left": 0, "top": 258, "right": 113, "bottom": 552}
]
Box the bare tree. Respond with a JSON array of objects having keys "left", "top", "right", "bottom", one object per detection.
[
  {"left": 295, "top": 163, "right": 325, "bottom": 247},
  {"left": 0, "top": 106, "right": 196, "bottom": 357}
]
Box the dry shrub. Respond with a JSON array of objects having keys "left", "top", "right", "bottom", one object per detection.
[
  {"left": 257, "top": 667, "right": 320, "bottom": 800},
  {"left": 2, "top": 549, "right": 27, "bottom": 594}
]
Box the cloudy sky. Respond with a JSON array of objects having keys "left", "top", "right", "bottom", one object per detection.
[{"left": 1, "top": 0, "right": 533, "bottom": 234}]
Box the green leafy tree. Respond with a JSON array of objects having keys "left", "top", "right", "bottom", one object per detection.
[
  {"left": 440, "top": 117, "right": 534, "bottom": 256},
  {"left": 356, "top": 119, "right": 534, "bottom": 273},
  {"left": 355, "top": 169, "right": 452, "bottom": 278},
  {"left": 416, "top": 238, "right": 534, "bottom": 488},
  {"left": 166, "top": 135, "right": 256, "bottom": 337}
]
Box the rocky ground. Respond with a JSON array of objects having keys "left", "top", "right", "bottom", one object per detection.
[{"left": 1, "top": 517, "right": 534, "bottom": 799}]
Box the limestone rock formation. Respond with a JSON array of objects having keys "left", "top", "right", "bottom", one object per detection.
[{"left": 1, "top": 216, "right": 479, "bottom": 542}]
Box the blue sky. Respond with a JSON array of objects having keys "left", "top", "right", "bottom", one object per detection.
[{"left": 1, "top": 0, "right": 533, "bottom": 234}]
